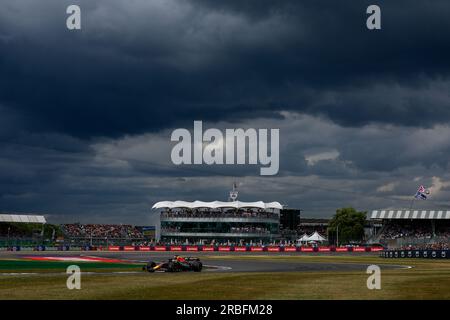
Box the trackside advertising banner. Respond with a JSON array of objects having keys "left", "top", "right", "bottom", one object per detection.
[
  {"left": 381, "top": 250, "right": 450, "bottom": 259},
  {"left": 55, "top": 245, "right": 386, "bottom": 252},
  {"left": 5, "top": 245, "right": 383, "bottom": 252}
]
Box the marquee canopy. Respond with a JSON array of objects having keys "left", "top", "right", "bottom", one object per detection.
[
  {"left": 152, "top": 200, "right": 283, "bottom": 210},
  {"left": 306, "top": 231, "right": 327, "bottom": 242},
  {"left": 371, "top": 210, "right": 450, "bottom": 220},
  {"left": 297, "top": 233, "right": 309, "bottom": 242},
  {"left": 0, "top": 214, "right": 46, "bottom": 224}
]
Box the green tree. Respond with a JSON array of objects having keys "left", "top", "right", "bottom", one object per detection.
[{"left": 328, "top": 207, "right": 367, "bottom": 245}]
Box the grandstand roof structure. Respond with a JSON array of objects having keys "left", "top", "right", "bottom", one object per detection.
[
  {"left": 152, "top": 200, "right": 283, "bottom": 210},
  {"left": 371, "top": 210, "right": 450, "bottom": 220},
  {"left": 0, "top": 214, "right": 46, "bottom": 224}
]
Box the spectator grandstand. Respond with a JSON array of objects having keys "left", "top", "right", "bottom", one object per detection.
[
  {"left": 0, "top": 213, "right": 62, "bottom": 247},
  {"left": 62, "top": 223, "right": 143, "bottom": 238},
  {"left": 61, "top": 223, "right": 145, "bottom": 246},
  {"left": 279, "top": 218, "right": 329, "bottom": 242},
  {"left": 297, "top": 226, "right": 328, "bottom": 237},
  {"left": 399, "top": 242, "right": 449, "bottom": 250},
  {"left": 380, "top": 221, "right": 433, "bottom": 240},
  {"left": 155, "top": 200, "right": 282, "bottom": 244},
  {"left": 161, "top": 208, "right": 279, "bottom": 220},
  {"left": 370, "top": 210, "right": 450, "bottom": 249},
  {"left": 1, "top": 208, "right": 448, "bottom": 249}
]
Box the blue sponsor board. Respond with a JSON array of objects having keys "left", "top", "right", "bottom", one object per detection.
[
  {"left": 138, "top": 226, "right": 156, "bottom": 238},
  {"left": 381, "top": 250, "right": 449, "bottom": 259}
]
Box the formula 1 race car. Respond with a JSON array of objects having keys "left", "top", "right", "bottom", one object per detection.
[{"left": 143, "top": 256, "right": 203, "bottom": 272}]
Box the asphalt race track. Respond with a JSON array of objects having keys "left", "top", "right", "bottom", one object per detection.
[{"left": 0, "top": 251, "right": 407, "bottom": 273}]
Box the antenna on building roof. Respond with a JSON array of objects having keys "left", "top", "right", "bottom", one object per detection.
[{"left": 228, "top": 182, "right": 239, "bottom": 202}]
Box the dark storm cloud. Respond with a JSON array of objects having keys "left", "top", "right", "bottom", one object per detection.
[{"left": 1, "top": 0, "right": 450, "bottom": 139}]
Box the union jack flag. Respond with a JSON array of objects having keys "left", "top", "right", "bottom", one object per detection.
[{"left": 414, "top": 185, "right": 427, "bottom": 200}]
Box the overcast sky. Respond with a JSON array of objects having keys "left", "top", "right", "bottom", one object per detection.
[{"left": 1, "top": 0, "right": 450, "bottom": 225}]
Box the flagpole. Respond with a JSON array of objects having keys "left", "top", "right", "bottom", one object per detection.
[{"left": 409, "top": 197, "right": 416, "bottom": 210}]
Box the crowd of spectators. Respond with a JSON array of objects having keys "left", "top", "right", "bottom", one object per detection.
[
  {"left": 380, "top": 222, "right": 450, "bottom": 250},
  {"left": 296, "top": 226, "right": 327, "bottom": 236},
  {"left": 62, "top": 223, "right": 143, "bottom": 239},
  {"left": 161, "top": 225, "right": 270, "bottom": 234},
  {"left": 161, "top": 226, "right": 181, "bottom": 233},
  {"left": 435, "top": 225, "right": 450, "bottom": 238},
  {"left": 400, "top": 242, "right": 449, "bottom": 250},
  {"left": 131, "top": 240, "right": 159, "bottom": 247},
  {"left": 161, "top": 209, "right": 278, "bottom": 220},
  {"left": 381, "top": 222, "right": 433, "bottom": 240},
  {"left": 230, "top": 226, "right": 269, "bottom": 234}
]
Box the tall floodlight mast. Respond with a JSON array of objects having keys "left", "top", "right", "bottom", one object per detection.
[{"left": 228, "top": 182, "right": 239, "bottom": 202}]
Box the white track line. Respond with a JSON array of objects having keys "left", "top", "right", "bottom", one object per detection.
[{"left": 203, "top": 264, "right": 232, "bottom": 271}]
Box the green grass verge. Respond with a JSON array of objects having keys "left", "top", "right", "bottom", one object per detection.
[
  {"left": 0, "top": 255, "right": 449, "bottom": 299},
  {"left": 0, "top": 259, "right": 142, "bottom": 273}
]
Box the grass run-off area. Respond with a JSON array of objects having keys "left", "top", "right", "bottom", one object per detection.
[
  {"left": 0, "top": 259, "right": 142, "bottom": 273},
  {"left": 0, "top": 255, "right": 449, "bottom": 299}
]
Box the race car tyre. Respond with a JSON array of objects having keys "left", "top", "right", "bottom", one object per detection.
[{"left": 192, "top": 261, "right": 202, "bottom": 272}]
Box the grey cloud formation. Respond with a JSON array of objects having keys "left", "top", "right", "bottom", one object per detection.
[{"left": 2, "top": 113, "right": 450, "bottom": 223}]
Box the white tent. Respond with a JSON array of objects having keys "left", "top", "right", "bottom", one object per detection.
[
  {"left": 299, "top": 233, "right": 309, "bottom": 241},
  {"left": 306, "top": 231, "right": 327, "bottom": 242},
  {"left": 296, "top": 234, "right": 309, "bottom": 243}
]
